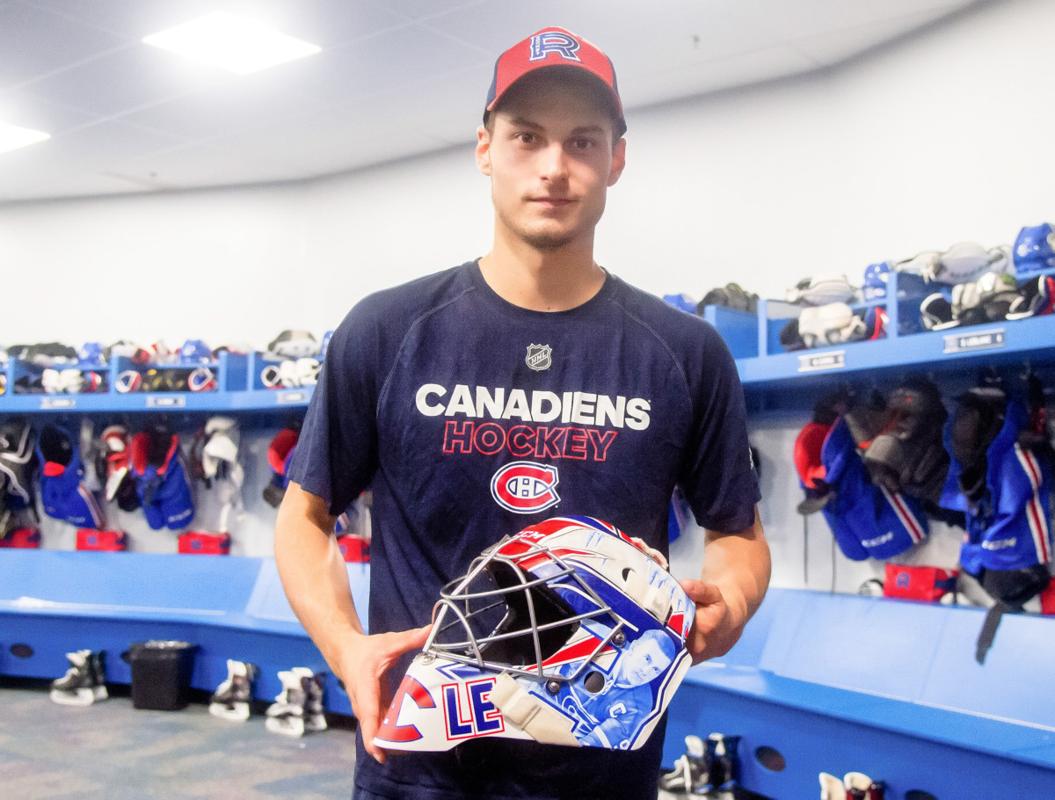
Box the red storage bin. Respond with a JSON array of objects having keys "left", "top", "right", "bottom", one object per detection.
[
  {"left": 884, "top": 563, "right": 957, "bottom": 602},
  {"left": 76, "top": 529, "right": 128, "bottom": 551},
  {"left": 1041, "top": 578, "right": 1055, "bottom": 616},
  {"left": 177, "top": 531, "right": 231, "bottom": 555},
  {"left": 0, "top": 527, "right": 41, "bottom": 548},
  {"left": 337, "top": 534, "right": 370, "bottom": 563}
]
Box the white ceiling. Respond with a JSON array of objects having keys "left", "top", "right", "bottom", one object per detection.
[{"left": 0, "top": 0, "right": 983, "bottom": 203}]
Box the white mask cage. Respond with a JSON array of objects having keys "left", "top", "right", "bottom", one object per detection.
[{"left": 424, "top": 535, "right": 627, "bottom": 687}]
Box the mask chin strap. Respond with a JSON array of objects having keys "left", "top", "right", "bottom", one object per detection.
[
  {"left": 490, "top": 672, "right": 580, "bottom": 747},
  {"left": 620, "top": 567, "right": 673, "bottom": 622}
]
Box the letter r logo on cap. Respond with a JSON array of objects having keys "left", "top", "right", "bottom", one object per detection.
[{"left": 529, "top": 31, "right": 581, "bottom": 62}]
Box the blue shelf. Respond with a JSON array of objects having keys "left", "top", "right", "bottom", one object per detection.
[
  {"left": 737, "top": 313, "right": 1055, "bottom": 387},
  {"left": 3, "top": 280, "right": 1051, "bottom": 416},
  {"left": 0, "top": 349, "right": 314, "bottom": 415},
  {"left": 227, "top": 387, "right": 315, "bottom": 410},
  {"left": 693, "top": 267, "right": 1055, "bottom": 391},
  {"left": 0, "top": 387, "right": 314, "bottom": 414},
  {"left": 699, "top": 305, "right": 759, "bottom": 359}
]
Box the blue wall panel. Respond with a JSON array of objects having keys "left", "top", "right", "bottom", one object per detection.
[
  {"left": 1, "top": 550, "right": 262, "bottom": 614},
  {"left": 921, "top": 608, "right": 1055, "bottom": 729},
  {"left": 0, "top": 551, "right": 371, "bottom": 715},
  {"left": 765, "top": 593, "right": 948, "bottom": 701},
  {"left": 665, "top": 589, "right": 1055, "bottom": 797}
]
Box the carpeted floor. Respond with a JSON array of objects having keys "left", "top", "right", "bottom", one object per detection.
[{"left": 0, "top": 684, "right": 358, "bottom": 800}]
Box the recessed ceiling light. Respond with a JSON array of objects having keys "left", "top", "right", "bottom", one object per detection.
[
  {"left": 143, "top": 11, "right": 321, "bottom": 75},
  {"left": 0, "top": 122, "right": 50, "bottom": 155}
]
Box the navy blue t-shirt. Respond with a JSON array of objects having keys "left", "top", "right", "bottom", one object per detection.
[{"left": 288, "top": 260, "right": 759, "bottom": 799}]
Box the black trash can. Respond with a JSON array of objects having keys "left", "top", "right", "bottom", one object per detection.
[{"left": 128, "top": 640, "right": 197, "bottom": 711}]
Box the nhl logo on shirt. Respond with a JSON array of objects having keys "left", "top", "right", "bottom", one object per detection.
[
  {"left": 525, "top": 343, "right": 552, "bottom": 372},
  {"left": 490, "top": 461, "right": 560, "bottom": 514}
]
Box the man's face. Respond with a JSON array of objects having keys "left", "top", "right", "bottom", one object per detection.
[
  {"left": 618, "top": 635, "right": 669, "bottom": 687},
  {"left": 475, "top": 73, "right": 626, "bottom": 252}
]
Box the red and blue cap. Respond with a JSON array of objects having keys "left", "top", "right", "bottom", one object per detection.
[{"left": 484, "top": 26, "right": 626, "bottom": 136}]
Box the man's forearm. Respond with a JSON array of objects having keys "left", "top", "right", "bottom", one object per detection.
[
  {"left": 700, "top": 511, "right": 771, "bottom": 630},
  {"left": 275, "top": 483, "right": 366, "bottom": 672}
]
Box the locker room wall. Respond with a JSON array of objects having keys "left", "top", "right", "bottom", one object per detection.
[
  {"left": 2, "top": 0, "right": 1051, "bottom": 346},
  {"left": 1, "top": 0, "right": 1051, "bottom": 579}
]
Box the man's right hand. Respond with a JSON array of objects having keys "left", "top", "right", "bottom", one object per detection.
[
  {"left": 337, "top": 625, "right": 432, "bottom": 765},
  {"left": 275, "top": 484, "right": 431, "bottom": 763}
]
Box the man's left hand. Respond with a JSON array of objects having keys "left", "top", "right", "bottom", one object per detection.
[{"left": 679, "top": 579, "right": 745, "bottom": 664}]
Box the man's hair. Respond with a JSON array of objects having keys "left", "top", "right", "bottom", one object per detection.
[{"left": 483, "top": 69, "right": 625, "bottom": 146}]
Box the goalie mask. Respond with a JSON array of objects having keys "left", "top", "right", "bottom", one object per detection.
[{"left": 375, "top": 516, "right": 694, "bottom": 753}]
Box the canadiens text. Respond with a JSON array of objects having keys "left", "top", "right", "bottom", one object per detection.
[{"left": 415, "top": 383, "right": 651, "bottom": 462}]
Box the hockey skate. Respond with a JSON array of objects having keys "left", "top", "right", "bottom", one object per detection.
[
  {"left": 819, "top": 772, "right": 845, "bottom": 800},
  {"left": 91, "top": 650, "right": 108, "bottom": 701},
  {"left": 292, "top": 667, "right": 328, "bottom": 732},
  {"left": 209, "top": 659, "right": 257, "bottom": 722},
  {"left": 50, "top": 649, "right": 107, "bottom": 706},
  {"left": 844, "top": 772, "right": 884, "bottom": 800},
  {"left": 658, "top": 734, "right": 711, "bottom": 795},
  {"left": 712, "top": 733, "right": 741, "bottom": 792},
  {"left": 265, "top": 670, "right": 308, "bottom": 737}
]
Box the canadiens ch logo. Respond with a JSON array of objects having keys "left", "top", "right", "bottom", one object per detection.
[
  {"left": 525, "top": 343, "right": 552, "bottom": 372},
  {"left": 491, "top": 461, "right": 560, "bottom": 514}
]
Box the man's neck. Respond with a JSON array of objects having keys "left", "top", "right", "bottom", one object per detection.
[{"left": 478, "top": 230, "right": 606, "bottom": 312}]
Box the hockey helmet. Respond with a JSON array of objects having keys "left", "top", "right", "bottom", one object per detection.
[
  {"left": 861, "top": 262, "right": 891, "bottom": 301},
  {"left": 179, "top": 339, "right": 214, "bottom": 364},
  {"left": 1013, "top": 223, "right": 1055, "bottom": 276}
]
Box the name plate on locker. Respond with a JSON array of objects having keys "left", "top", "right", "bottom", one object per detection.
[
  {"left": 277, "top": 390, "right": 308, "bottom": 404},
  {"left": 798, "top": 350, "right": 846, "bottom": 373},
  {"left": 146, "top": 395, "right": 186, "bottom": 408},
  {"left": 943, "top": 328, "right": 1005, "bottom": 354},
  {"left": 40, "top": 397, "right": 76, "bottom": 409}
]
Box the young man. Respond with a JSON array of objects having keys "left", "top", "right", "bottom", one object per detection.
[{"left": 276, "top": 26, "right": 770, "bottom": 799}]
